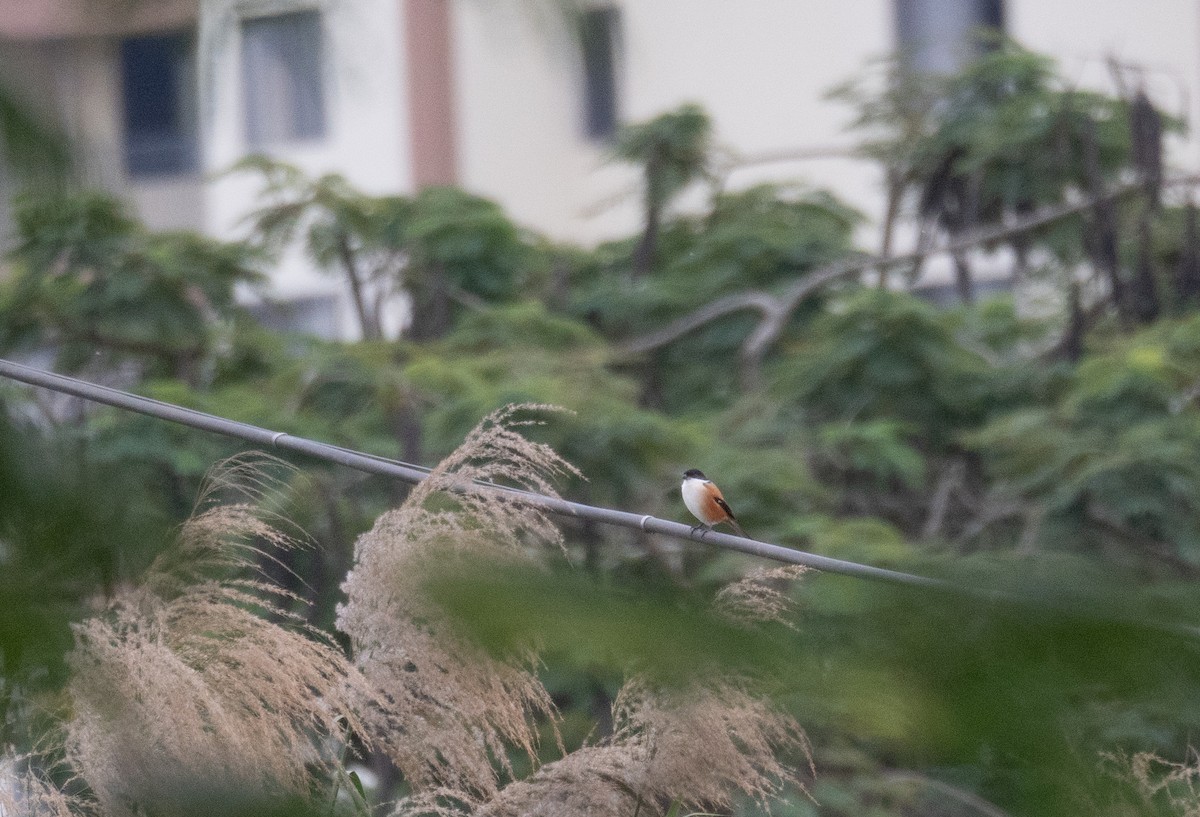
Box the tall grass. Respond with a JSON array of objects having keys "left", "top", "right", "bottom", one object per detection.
[{"left": 5, "top": 407, "right": 813, "bottom": 817}]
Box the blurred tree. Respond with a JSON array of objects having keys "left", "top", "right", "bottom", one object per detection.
[
  {"left": 0, "top": 192, "right": 262, "bottom": 383},
  {"left": 402, "top": 186, "right": 532, "bottom": 340},
  {"left": 0, "top": 410, "right": 171, "bottom": 750},
  {"left": 236, "top": 157, "right": 404, "bottom": 341},
  {"left": 836, "top": 39, "right": 1175, "bottom": 322},
  {"left": 828, "top": 54, "right": 941, "bottom": 269},
  {"left": 613, "top": 103, "right": 712, "bottom": 277},
  {"left": 238, "top": 158, "right": 536, "bottom": 341},
  {"left": 970, "top": 315, "right": 1200, "bottom": 573},
  {"left": 573, "top": 184, "right": 861, "bottom": 407},
  {"left": 769, "top": 289, "right": 998, "bottom": 539}
]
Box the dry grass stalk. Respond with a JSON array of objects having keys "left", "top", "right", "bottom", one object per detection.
[
  {"left": 337, "top": 406, "right": 579, "bottom": 799},
  {"left": 609, "top": 677, "right": 812, "bottom": 813},
  {"left": 18, "top": 409, "right": 812, "bottom": 817},
  {"left": 62, "top": 456, "right": 374, "bottom": 817},
  {"left": 715, "top": 565, "right": 810, "bottom": 628},
  {"left": 392, "top": 536, "right": 812, "bottom": 816},
  {"left": 0, "top": 754, "right": 87, "bottom": 817},
  {"left": 447, "top": 677, "right": 811, "bottom": 817},
  {"left": 1114, "top": 750, "right": 1200, "bottom": 817},
  {"left": 365, "top": 406, "right": 812, "bottom": 815}
]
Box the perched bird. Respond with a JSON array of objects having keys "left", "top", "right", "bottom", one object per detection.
[{"left": 680, "top": 468, "right": 747, "bottom": 538}]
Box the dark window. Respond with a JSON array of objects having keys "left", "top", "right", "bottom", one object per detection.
[
  {"left": 580, "top": 7, "right": 620, "bottom": 140},
  {"left": 895, "top": 0, "right": 1004, "bottom": 74},
  {"left": 121, "top": 31, "right": 198, "bottom": 177},
  {"left": 241, "top": 10, "right": 327, "bottom": 147}
]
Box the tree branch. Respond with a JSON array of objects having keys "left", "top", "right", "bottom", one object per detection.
[
  {"left": 922, "top": 458, "right": 967, "bottom": 540},
  {"left": 1086, "top": 502, "right": 1200, "bottom": 578},
  {"left": 622, "top": 290, "right": 781, "bottom": 356},
  {"left": 619, "top": 174, "right": 1200, "bottom": 373}
]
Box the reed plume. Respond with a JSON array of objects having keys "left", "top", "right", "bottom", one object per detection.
[
  {"left": 337, "top": 405, "right": 578, "bottom": 799},
  {"left": 62, "top": 456, "right": 373, "bottom": 817}
]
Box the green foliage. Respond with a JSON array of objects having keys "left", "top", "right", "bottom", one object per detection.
[
  {"left": 842, "top": 41, "right": 1144, "bottom": 227},
  {"left": 613, "top": 102, "right": 712, "bottom": 212},
  {"left": 792, "top": 515, "right": 915, "bottom": 566},
  {"left": 693, "top": 186, "right": 862, "bottom": 287},
  {"left": 429, "top": 552, "right": 1200, "bottom": 817},
  {"left": 237, "top": 157, "right": 381, "bottom": 259},
  {"left": 572, "top": 184, "right": 861, "bottom": 412},
  {"left": 405, "top": 302, "right": 691, "bottom": 503},
  {"left": 970, "top": 316, "right": 1200, "bottom": 565},
  {"left": 1, "top": 192, "right": 261, "bottom": 376},
  {"left": 0, "top": 412, "right": 170, "bottom": 743},
  {"left": 774, "top": 290, "right": 990, "bottom": 441},
  {"left": 929, "top": 46, "right": 1122, "bottom": 213},
  {"left": 836, "top": 38, "right": 1181, "bottom": 315},
  {"left": 427, "top": 559, "right": 799, "bottom": 681},
  {"left": 828, "top": 53, "right": 940, "bottom": 174},
  {"left": 612, "top": 102, "right": 715, "bottom": 277},
  {"left": 576, "top": 185, "right": 857, "bottom": 329},
  {"left": 10, "top": 191, "right": 135, "bottom": 272},
  {"left": 405, "top": 185, "right": 529, "bottom": 301},
  {"left": 815, "top": 420, "right": 927, "bottom": 491},
  {"left": 238, "top": 157, "right": 536, "bottom": 340}
]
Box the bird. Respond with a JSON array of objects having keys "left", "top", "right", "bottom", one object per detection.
[{"left": 680, "top": 468, "right": 747, "bottom": 538}]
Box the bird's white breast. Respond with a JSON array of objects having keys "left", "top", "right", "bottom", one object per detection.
[{"left": 682, "top": 477, "right": 711, "bottom": 522}]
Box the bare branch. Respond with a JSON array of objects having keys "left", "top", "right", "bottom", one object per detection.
[
  {"left": 739, "top": 255, "right": 875, "bottom": 365},
  {"left": 619, "top": 173, "right": 1200, "bottom": 371},
  {"left": 922, "top": 458, "right": 967, "bottom": 540},
  {"left": 718, "top": 144, "right": 859, "bottom": 171},
  {"left": 621, "top": 291, "right": 781, "bottom": 356}
]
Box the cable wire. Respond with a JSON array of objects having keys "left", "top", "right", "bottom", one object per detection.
[{"left": 0, "top": 358, "right": 950, "bottom": 590}]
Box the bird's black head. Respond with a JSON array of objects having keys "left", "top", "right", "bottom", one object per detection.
[{"left": 682, "top": 468, "right": 707, "bottom": 480}]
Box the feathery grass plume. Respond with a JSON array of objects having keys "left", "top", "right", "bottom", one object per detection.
[
  {"left": 64, "top": 455, "right": 374, "bottom": 817},
  {"left": 1109, "top": 750, "right": 1200, "bottom": 816},
  {"left": 608, "top": 677, "right": 812, "bottom": 812},
  {"left": 432, "top": 747, "right": 644, "bottom": 817},
  {"left": 456, "top": 677, "right": 811, "bottom": 817},
  {"left": 337, "top": 405, "right": 579, "bottom": 799},
  {"left": 0, "top": 753, "right": 85, "bottom": 817},
  {"left": 434, "top": 566, "right": 812, "bottom": 817},
  {"left": 715, "top": 565, "right": 810, "bottom": 628}
]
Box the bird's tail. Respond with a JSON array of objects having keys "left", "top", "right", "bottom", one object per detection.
[{"left": 727, "top": 518, "right": 749, "bottom": 539}]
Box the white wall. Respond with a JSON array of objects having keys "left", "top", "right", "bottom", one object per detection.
[
  {"left": 130, "top": 177, "right": 207, "bottom": 232},
  {"left": 452, "top": 1, "right": 894, "bottom": 248},
  {"left": 452, "top": 0, "right": 1200, "bottom": 252},
  {"left": 618, "top": 0, "right": 891, "bottom": 214},
  {"left": 451, "top": 1, "right": 608, "bottom": 242},
  {"left": 198, "top": 0, "right": 410, "bottom": 314}
]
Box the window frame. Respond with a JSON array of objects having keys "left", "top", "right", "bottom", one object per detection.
[
  {"left": 894, "top": 0, "right": 1005, "bottom": 74},
  {"left": 120, "top": 28, "right": 200, "bottom": 178},
  {"left": 578, "top": 5, "right": 622, "bottom": 142},
  {"left": 239, "top": 6, "right": 330, "bottom": 149}
]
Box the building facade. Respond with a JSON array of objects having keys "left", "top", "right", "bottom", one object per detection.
[{"left": 1, "top": 0, "right": 1198, "bottom": 335}]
